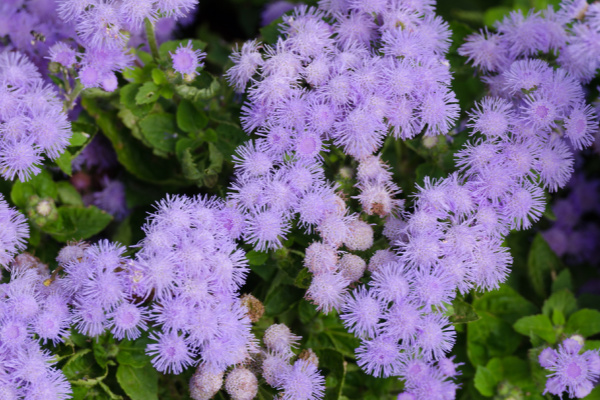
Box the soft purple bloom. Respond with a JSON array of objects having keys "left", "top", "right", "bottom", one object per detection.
[
  {"left": 340, "top": 286, "right": 383, "bottom": 338},
  {"left": 355, "top": 335, "right": 403, "bottom": 378},
  {"left": 170, "top": 40, "right": 206, "bottom": 78},
  {"left": 147, "top": 331, "right": 195, "bottom": 374},
  {"left": 278, "top": 359, "right": 325, "bottom": 400}
]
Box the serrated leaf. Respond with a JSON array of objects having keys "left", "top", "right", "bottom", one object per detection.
[
  {"left": 513, "top": 314, "right": 556, "bottom": 344},
  {"left": 117, "top": 337, "right": 152, "bottom": 368},
  {"left": 474, "top": 365, "right": 497, "bottom": 397},
  {"left": 528, "top": 234, "right": 563, "bottom": 300},
  {"left": 295, "top": 268, "right": 312, "bottom": 289},
  {"left": 450, "top": 298, "right": 480, "bottom": 324},
  {"left": 180, "top": 147, "right": 203, "bottom": 181},
  {"left": 44, "top": 206, "right": 112, "bottom": 242},
  {"left": 175, "top": 78, "right": 220, "bottom": 102},
  {"left": 54, "top": 150, "right": 73, "bottom": 175},
  {"left": 151, "top": 68, "right": 167, "bottom": 85},
  {"left": 139, "top": 113, "right": 178, "bottom": 154},
  {"left": 565, "top": 309, "right": 600, "bottom": 337},
  {"left": 542, "top": 289, "right": 577, "bottom": 320},
  {"left": 135, "top": 82, "right": 160, "bottom": 105},
  {"left": 247, "top": 251, "right": 269, "bottom": 266},
  {"left": 116, "top": 363, "right": 158, "bottom": 400},
  {"left": 176, "top": 99, "right": 208, "bottom": 133},
  {"left": 56, "top": 181, "right": 83, "bottom": 206}
]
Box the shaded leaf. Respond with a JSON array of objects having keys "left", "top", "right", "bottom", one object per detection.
[
  {"left": 565, "top": 309, "right": 600, "bottom": 338},
  {"left": 513, "top": 314, "right": 556, "bottom": 344},
  {"left": 116, "top": 363, "right": 158, "bottom": 400}
]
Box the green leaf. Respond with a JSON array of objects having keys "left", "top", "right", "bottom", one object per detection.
[
  {"left": 139, "top": 113, "right": 178, "bottom": 155},
  {"left": 542, "top": 289, "right": 578, "bottom": 321},
  {"left": 450, "top": 297, "right": 480, "bottom": 324},
  {"left": 259, "top": 17, "right": 283, "bottom": 44},
  {"left": 176, "top": 99, "right": 208, "bottom": 133},
  {"left": 295, "top": 268, "right": 312, "bottom": 289},
  {"left": 483, "top": 6, "right": 512, "bottom": 26},
  {"left": 527, "top": 234, "right": 563, "bottom": 300},
  {"left": 56, "top": 181, "right": 83, "bottom": 206},
  {"left": 264, "top": 284, "right": 303, "bottom": 316},
  {"left": 44, "top": 206, "right": 112, "bottom": 242},
  {"left": 151, "top": 68, "right": 167, "bottom": 85},
  {"left": 467, "top": 312, "right": 522, "bottom": 366},
  {"left": 513, "top": 314, "right": 556, "bottom": 344},
  {"left": 120, "top": 83, "right": 153, "bottom": 118},
  {"left": 565, "top": 309, "right": 600, "bottom": 337},
  {"left": 474, "top": 365, "right": 497, "bottom": 397},
  {"left": 117, "top": 337, "right": 152, "bottom": 368},
  {"left": 473, "top": 284, "right": 538, "bottom": 325},
  {"left": 116, "top": 363, "right": 158, "bottom": 400},
  {"left": 11, "top": 169, "right": 57, "bottom": 208},
  {"left": 55, "top": 150, "right": 73, "bottom": 175},
  {"left": 135, "top": 82, "right": 160, "bottom": 105},
  {"left": 552, "top": 269, "right": 573, "bottom": 293},
  {"left": 63, "top": 349, "right": 107, "bottom": 386},
  {"left": 315, "top": 349, "right": 346, "bottom": 400},
  {"left": 247, "top": 251, "right": 269, "bottom": 266}
]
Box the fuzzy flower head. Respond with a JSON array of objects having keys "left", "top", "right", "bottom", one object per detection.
[
  {"left": 171, "top": 41, "right": 206, "bottom": 79},
  {"left": 263, "top": 323, "right": 300, "bottom": 357},
  {"left": 279, "top": 359, "right": 325, "bottom": 400},
  {"left": 540, "top": 338, "right": 600, "bottom": 399}
]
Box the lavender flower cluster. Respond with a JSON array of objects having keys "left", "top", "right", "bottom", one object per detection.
[
  {"left": 225, "top": 0, "right": 458, "bottom": 246},
  {"left": 0, "top": 194, "right": 29, "bottom": 267},
  {"left": 539, "top": 337, "right": 600, "bottom": 398},
  {"left": 1, "top": 0, "right": 198, "bottom": 92},
  {"left": 0, "top": 51, "right": 73, "bottom": 181},
  {"left": 132, "top": 195, "right": 257, "bottom": 375}
]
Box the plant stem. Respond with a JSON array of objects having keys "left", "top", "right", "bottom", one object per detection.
[
  {"left": 65, "top": 80, "right": 83, "bottom": 112},
  {"left": 145, "top": 18, "right": 160, "bottom": 61}
]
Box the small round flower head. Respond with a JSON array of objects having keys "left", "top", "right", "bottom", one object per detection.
[
  {"left": 77, "top": 2, "right": 126, "bottom": 49},
  {"left": 263, "top": 323, "right": 300, "bottom": 357},
  {"left": 263, "top": 352, "right": 291, "bottom": 387},
  {"left": 368, "top": 249, "right": 398, "bottom": 273},
  {"left": 226, "top": 40, "right": 263, "bottom": 93},
  {"left": 419, "top": 89, "right": 460, "bottom": 137},
  {"left": 299, "top": 348, "right": 319, "bottom": 367},
  {"left": 0, "top": 194, "right": 29, "bottom": 267},
  {"left": 340, "top": 286, "right": 382, "bottom": 338},
  {"left": 240, "top": 294, "right": 264, "bottom": 323},
  {"left": 522, "top": 93, "right": 560, "bottom": 130},
  {"left": 318, "top": 213, "right": 351, "bottom": 248},
  {"left": 338, "top": 253, "right": 366, "bottom": 283},
  {"left": 356, "top": 335, "right": 403, "bottom": 378},
  {"left": 47, "top": 42, "right": 77, "bottom": 68},
  {"left": 146, "top": 331, "right": 195, "bottom": 374},
  {"left": 304, "top": 241, "right": 338, "bottom": 275},
  {"left": 458, "top": 28, "right": 509, "bottom": 73},
  {"left": 279, "top": 359, "right": 325, "bottom": 400},
  {"left": 536, "top": 140, "right": 574, "bottom": 192},
  {"left": 0, "top": 137, "right": 43, "bottom": 181},
  {"left": 0, "top": 51, "right": 42, "bottom": 88},
  {"left": 157, "top": 0, "right": 198, "bottom": 18},
  {"left": 225, "top": 367, "right": 258, "bottom": 400},
  {"left": 503, "top": 59, "right": 552, "bottom": 93},
  {"left": 541, "top": 338, "right": 600, "bottom": 399},
  {"left": 410, "top": 267, "right": 456, "bottom": 309},
  {"left": 370, "top": 263, "right": 410, "bottom": 305},
  {"left": 233, "top": 141, "right": 274, "bottom": 178},
  {"left": 244, "top": 208, "right": 290, "bottom": 251},
  {"left": 415, "top": 313, "right": 456, "bottom": 360},
  {"left": 120, "top": 0, "right": 159, "bottom": 29},
  {"left": 170, "top": 40, "right": 206, "bottom": 78},
  {"left": 108, "top": 302, "right": 148, "bottom": 340},
  {"left": 564, "top": 103, "right": 598, "bottom": 150},
  {"left": 469, "top": 239, "right": 512, "bottom": 291},
  {"left": 189, "top": 366, "right": 224, "bottom": 400},
  {"left": 306, "top": 271, "right": 349, "bottom": 314},
  {"left": 344, "top": 220, "right": 374, "bottom": 251},
  {"left": 468, "top": 97, "right": 513, "bottom": 138},
  {"left": 502, "top": 182, "right": 545, "bottom": 230}
]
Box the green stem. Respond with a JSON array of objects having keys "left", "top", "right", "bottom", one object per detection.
[
  {"left": 65, "top": 81, "right": 83, "bottom": 112},
  {"left": 145, "top": 18, "right": 160, "bottom": 61}
]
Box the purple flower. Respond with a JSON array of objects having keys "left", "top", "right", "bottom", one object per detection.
[
  {"left": 0, "top": 194, "right": 29, "bottom": 267},
  {"left": 340, "top": 286, "right": 383, "bottom": 338},
  {"left": 278, "top": 359, "right": 325, "bottom": 400},
  {"left": 355, "top": 335, "right": 403, "bottom": 378},
  {"left": 170, "top": 40, "right": 206, "bottom": 78},
  {"left": 540, "top": 338, "right": 600, "bottom": 399},
  {"left": 147, "top": 331, "right": 195, "bottom": 374}
]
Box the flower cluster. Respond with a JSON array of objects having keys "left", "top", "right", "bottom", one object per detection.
[
  {"left": 0, "top": 255, "right": 72, "bottom": 399},
  {"left": 396, "top": 356, "right": 462, "bottom": 400},
  {"left": 133, "top": 195, "right": 256, "bottom": 374},
  {"left": 459, "top": 1, "right": 600, "bottom": 83},
  {"left": 0, "top": 194, "right": 29, "bottom": 267},
  {"left": 0, "top": 51, "right": 73, "bottom": 181},
  {"left": 539, "top": 337, "right": 600, "bottom": 398},
  {"left": 0, "top": 0, "right": 198, "bottom": 92},
  {"left": 261, "top": 323, "right": 325, "bottom": 400}
]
